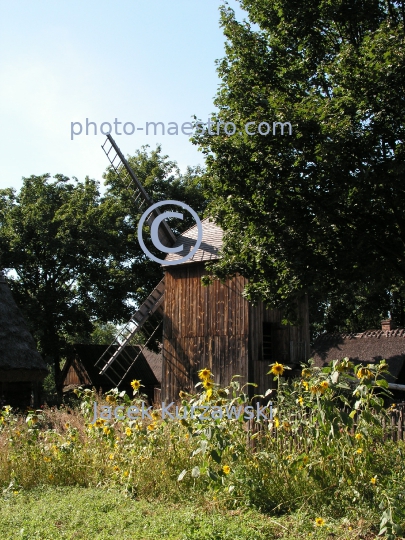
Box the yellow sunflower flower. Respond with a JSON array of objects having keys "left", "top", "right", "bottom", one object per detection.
[
  {"left": 125, "top": 427, "right": 132, "bottom": 436},
  {"left": 315, "top": 517, "right": 325, "bottom": 527},
  {"left": 269, "top": 362, "right": 284, "bottom": 376},
  {"left": 320, "top": 381, "right": 329, "bottom": 393},
  {"left": 356, "top": 367, "right": 372, "bottom": 380},
  {"left": 370, "top": 477, "right": 377, "bottom": 484},
  {"left": 298, "top": 396, "right": 304, "bottom": 406},
  {"left": 222, "top": 465, "right": 231, "bottom": 474},
  {"left": 355, "top": 433, "right": 362, "bottom": 440},
  {"left": 301, "top": 368, "right": 311, "bottom": 378},
  {"left": 198, "top": 368, "right": 212, "bottom": 381},
  {"left": 130, "top": 379, "right": 141, "bottom": 391}
]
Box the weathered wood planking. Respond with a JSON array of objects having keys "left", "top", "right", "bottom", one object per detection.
[{"left": 161, "top": 263, "right": 310, "bottom": 401}]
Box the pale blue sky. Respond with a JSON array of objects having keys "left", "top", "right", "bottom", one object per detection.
[{"left": 0, "top": 0, "right": 247, "bottom": 191}]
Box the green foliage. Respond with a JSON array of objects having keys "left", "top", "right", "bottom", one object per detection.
[{"left": 193, "top": 0, "right": 405, "bottom": 330}]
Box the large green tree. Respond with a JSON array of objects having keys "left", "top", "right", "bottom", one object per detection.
[
  {"left": 194, "top": 0, "right": 405, "bottom": 334},
  {"left": 0, "top": 146, "right": 206, "bottom": 394}
]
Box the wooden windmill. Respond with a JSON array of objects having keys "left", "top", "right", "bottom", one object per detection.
[{"left": 96, "top": 135, "right": 311, "bottom": 401}]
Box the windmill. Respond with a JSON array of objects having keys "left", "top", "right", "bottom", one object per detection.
[
  {"left": 95, "top": 135, "right": 311, "bottom": 402},
  {"left": 94, "top": 134, "right": 177, "bottom": 388}
]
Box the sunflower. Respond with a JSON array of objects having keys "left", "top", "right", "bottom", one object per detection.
[
  {"left": 356, "top": 367, "right": 372, "bottom": 380},
  {"left": 222, "top": 465, "right": 231, "bottom": 474},
  {"left": 274, "top": 417, "right": 280, "bottom": 428},
  {"left": 370, "top": 477, "right": 377, "bottom": 484},
  {"left": 198, "top": 368, "right": 212, "bottom": 381},
  {"left": 302, "top": 381, "right": 309, "bottom": 390},
  {"left": 103, "top": 427, "right": 111, "bottom": 435},
  {"left": 298, "top": 396, "right": 304, "bottom": 406},
  {"left": 106, "top": 395, "right": 116, "bottom": 405},
  {"left": 151, "top": 411, "right": 160, "bottom": 421},
  {"left": 355, "top": 433, "right": 362, "bottom": 440},
  {"left": 179, "top": 391, "right": 188, "bottom": 399},
  {"left": 320, "top": 381, "right": 329, "bottom": 393},
  {"left": 203, "top": 380, "right": 214, "bottom": 389},
  {"left": 125, "top": 427, "right": 132, "bottom": 436},
  {"left": 130, "top": 379, "right": 141, "bottom": 391},
  {"left": 301, "top": 368, "right": 311, "bottom": 378},
  {"left": 269, "top": 362, "right": 285, "bottom": 376},
  {"left": 147, "top": 423, "right": 156, "bottom": 431},
  {"left": 315, "top": 517, "right": 325, "bottom": 527},
  {"left": 283, "top": 421, "right": 291, "bottom": 430},
  {"left": 355, "top": 448, "right": 363, "bottom": 454}
]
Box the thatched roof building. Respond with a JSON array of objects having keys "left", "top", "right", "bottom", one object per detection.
[
  {"left": 311, "top": 320, "right": 405, "bottom": 399},
  {"left": 0, "top": 271, "right": 48, "bottom": 408}
]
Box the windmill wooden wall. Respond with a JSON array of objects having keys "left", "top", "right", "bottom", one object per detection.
[{"left": 161, "top": 261, "right": 310, "bottom": 401}]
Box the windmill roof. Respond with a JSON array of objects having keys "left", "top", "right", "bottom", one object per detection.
[
  {"left": 311, "top": 330, "right": 405, "bottom": 384},
  {"left": 164, "top": 217, "right": 223, "bottom": 265},
  {"left": 0, "top": 274, "right": 48, "bottom": 381}
]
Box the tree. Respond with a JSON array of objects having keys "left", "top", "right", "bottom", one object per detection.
[
  {"left": 0, "top": 147, "right": 206, "bottom": 396},
  {"left": 0, "top": 174, "right": 132, "bottom": 396},
  {"left": 193, "top": 0, "right": 405, "bottom": 334}
]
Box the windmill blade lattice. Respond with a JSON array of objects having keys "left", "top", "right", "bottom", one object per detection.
[
  {"left": 95, "top": 135, "right": 178, "bottom": 387},
  {"left": 95, "top": 278, "right": 165, "bottom": 387},
  {"left": 101, "top": 134, "right": 176, "bottom": 246}
]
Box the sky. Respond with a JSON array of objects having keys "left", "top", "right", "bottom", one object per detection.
[{"left": 0, "top": 0, "right": 248, "bottom": 192}]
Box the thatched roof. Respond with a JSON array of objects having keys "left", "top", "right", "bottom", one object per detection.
[
  {"left": 0, "top": 272, "right": 48, "bottom": 382},
  {"left": 311, "top": 330, "right": 405, "bottom": 384},
  {"left": 164, "top": 217, "right": 223, "bottom": 265}
]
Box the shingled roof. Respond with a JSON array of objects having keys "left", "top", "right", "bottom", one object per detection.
[
  {"left": 311, "top": 329, "right": 405, "bottom": 384},
  {"left": 164, "top": 217, "right": 223, "bottom": 265},
  {"left": 0, "top": 271, "right": 48, "bottom": 382}
]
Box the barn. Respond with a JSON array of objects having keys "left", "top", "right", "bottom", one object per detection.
[{"left": 62, "top": 344, "right": 161, "bottom": 403}]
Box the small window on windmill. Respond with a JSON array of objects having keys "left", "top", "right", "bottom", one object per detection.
[{"left": 262, "top": 322, "right": 273, "bottom": 362}]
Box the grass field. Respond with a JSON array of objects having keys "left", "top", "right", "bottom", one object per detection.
[{"left": 0, "top": 486, "right": 380, "bottom": 540}]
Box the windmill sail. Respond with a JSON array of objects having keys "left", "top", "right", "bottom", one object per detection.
[
  {"left": 95, "top": 278, "right": 165, "bottom": 387},
  {"left": 96, "top": 135, "right": 176, "bottom": 387},
  {"left": 101, "top": 134, "right": 176, "bottom": 247}
]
